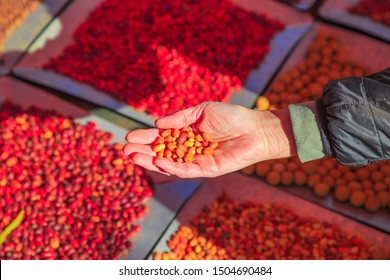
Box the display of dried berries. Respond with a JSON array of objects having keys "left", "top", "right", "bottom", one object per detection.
[
  {"left": 45, "top": 0, "right": 284, "bottom": 117},
  {"left": 153, "top": 196, "right": 388, "bottom": 260},
  {"left": 0, "top": 0, "right": 41, "bottom": 60},
  {"left": 244, "top": 31, "right": 390, "bottom": 212},
  {"left": 0, "top": 101, "right": 153, "bottom": 259},
  {"left": 349, "top": 0, "right": 390, "bottom": 26}
]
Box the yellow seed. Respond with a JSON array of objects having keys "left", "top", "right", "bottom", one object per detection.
[
  {"left": 196, "top": 147, "right": 203, "bottom": 155},
  {"left": 187, "top": 131, "right": 195, "bottom": 139},
  {"left": 112, "top": 158, "right": 123, "bottom": 166},
  {"left": 172, "top": 129, "right": 181, "bottom": 138},
  {"left": 256, "top": 96, "right": 270, "bottom": 110},
  {"left": 217, "top": 248, "right": 226, "bottom": 256},
  {"left": 197, "top": 251, "right": 206, "bottom": 259},
  {"left": 50, "top": 238, "right": 60, "bottom": 250},
  {"left": 114, "top": 143, "right": 125, "bottom": 150},
  {"left": 184, "top": 154, "right": 193, "bottom": 163},
  {"left": 205, "top": 241, "right": 212, "bottom": 250},
  {"left": 165, "top": 136, "right": 175, "bottom": 142},
  {"left": 175, "top": 146, "right": 185, "bottom": 158},
  {"left": 195, "top": 134, "right": 204, "bottom": 141},
  {"left": 154, "top": 252, "right": 162, "bottom": 260},
  {"left": 152, "top": 143, "right": 166, "bottom": 153},
  {"left": 209, "top": 142, "right": 218, "bottom": 149},
  {"left": 94, "top": 173, "right": 103, "bottom": 181},
  {"left": 194, "top": 141, "right": 202, "bottom": 147},
  {"left": 161, "top": 129, "right": 172, "bottom": 138},
  {"left": 157, "top": 150, "right": 164, "bottom": 157},
  {"left": 198, "top": 236, "right": 206, "bottom": 245},
  {"left": 15, "top": 117, "right": 26, "bottom": 125},
  {"left": 164, "top": 149, "right": 172, "bottom": 159},
  {"left": 184, "top": 140, "right": 195, "bottom": 148},
  {"left": 189, "top": 238, "right": 198, "bottom": 247},
  {"left": 6, "top": 157, "right": 18, "bottom": 167},
  {"left": 167, "top": 142, "right": 176, "bottom": 151},
  {"left": 154, "top": 137, "right": 165, "bottom": 145},
  {"left": 126, "top": 165, "right": 134, "bottom": 175},
  {"left": 202, "top": 132, "right": 211, "bottom": 141},
  {"left": 195, "top": 245, "right": 202, "bottom": 254},
  {"left": 188, "top": 147, "right": 196, "bottom": 156},
  {"left": 209, "top": 245, "right": 217, "bottom": 255},
  {"left": 91, "top": 216, "right": 100, "bottom": 223},
  {"left": 62, "top": 119, "right": 72, "bottom": 129},
  {"left": 189, "top": 251, "right": 197, "bottom": 259},
  {"left": 43, "top": 131, "right": 53, "bottom": 139},
  {"left": 180, "top": 225, "right": 192, "bottom": 234},
  {"left": 203, "top": 147, "right": 215, "bottom": 155},
  {"left": 0, "top": 178, "right": 7, "bottom": 186}
]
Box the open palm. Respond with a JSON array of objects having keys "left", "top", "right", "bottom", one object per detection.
[{"left": 122, "top": 102, "right": 294, "bottom": 178}]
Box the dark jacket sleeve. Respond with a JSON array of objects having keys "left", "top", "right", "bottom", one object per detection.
[{"left": 317, "top": 67, "right": 390, "bottom": 166}]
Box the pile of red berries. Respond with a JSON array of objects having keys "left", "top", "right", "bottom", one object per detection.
[
  {"left": 0, "top": 101, "right": 153, "bottom": 259},
  {"left": 45, "top": 0, "right": 284, "bottom": 117},
  {"left": 349, "top": 0, "right": 390, "bottom": 26},
  {"left": 154, "top": 196, "right": 388, "bottom": 260}
]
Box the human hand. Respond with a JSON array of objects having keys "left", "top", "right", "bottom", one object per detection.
[{"left": 122, "top": 102, "right": 296, "bottom": 178}]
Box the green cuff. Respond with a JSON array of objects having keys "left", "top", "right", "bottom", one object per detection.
[{"left": 289, "top": 103, "right": 325, "bottom": 163}]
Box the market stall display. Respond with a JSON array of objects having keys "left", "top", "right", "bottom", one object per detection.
[
  {"left": 14, "top": 0, "right": 312, "bottom": 126},
  {"left": 243, "top": 24, "right": 390, "bottom": 231},
  {"left": 319, "top": 0, "right": 390, "bottom": 42},
  {"left": 0, "top": 0, "right": 69, "bottom": 75},
  {"left": 2, "top": 0, "right": 389, "bottom": 261},
  {"left": 0, "top": 0, "right": 41, "bottom": 59},
  {"left": 349, "top": 0, "right": 390, "bottom": 26},
  {"left": 0, "top": 78, "right": 202, "bottom": 259},
  {"left": 151, "top": 173, "right": 390, "bottom": 260}
]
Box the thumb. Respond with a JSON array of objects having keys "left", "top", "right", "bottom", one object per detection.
[{"left": 155, "top": 102, "right": 207, "bottom": 129}]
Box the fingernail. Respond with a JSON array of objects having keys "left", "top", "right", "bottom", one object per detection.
[
  {"left": 158, "top": 171, "right": 171, "bottom": 176},
  {"left": 121, "top": 148, "right": 127, "bottom": 156}
]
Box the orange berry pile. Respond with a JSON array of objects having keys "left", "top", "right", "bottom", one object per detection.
[
  {"left": 0, "top": 0, "right": 41, "bottom": 61},
  {"left": 242, "top": 158, "right": 390, "bottom": 212},
  {"left": 248, "top": 31, "right": 390, "bottom": 213},
  {"left": 151, "top": 128, "right": 218, "bottom": 163},
  {"left": 153, "top": 196, "right": 388, "bottom": 260},
  {"left": 260, "top": 31, "right": 366, "bottom": 111}
]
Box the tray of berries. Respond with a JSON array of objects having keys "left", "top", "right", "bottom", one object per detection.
[
  {"left": 244, "top": 23, "right": 390, "bottom": 233},
  {"left": 150, "top": 172, "right": 390, "bottom": 260},
  {"left": 14, "top": 0, "right": 313, "bottom": 127},
  {"left": 319, "top": 0, "right": 390, "bottom": 42},
  {"left": 0, "top": 77, "right": 202, "bottom": 259},
  {"left": 0, "top": 0, "right": 70, "bottom": 75}
]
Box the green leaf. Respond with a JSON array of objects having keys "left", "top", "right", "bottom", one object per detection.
[{"left": 0, "top": 210, "right": 25, "bottom": 245}]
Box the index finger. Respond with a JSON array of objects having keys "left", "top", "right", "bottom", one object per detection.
[
  {"left": 155, "top": 103, "right": 206, "bottom": 129},
  {"left": 125, "top": 128, "right": 160, "bottom": 144}
]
